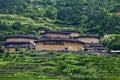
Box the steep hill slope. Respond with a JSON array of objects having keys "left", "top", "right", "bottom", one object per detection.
[{"left": 0, "top": 0, "right": 120, "bottom": 40}]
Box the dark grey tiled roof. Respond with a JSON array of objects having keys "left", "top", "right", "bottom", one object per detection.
[
  {"left": 4, "top": 45, "right": 28, "bottom": 48},
  {"left": 85, "top": 43, "right": 103, "bottom": 47},
  {"left": 35, "top": 38, "right": 85, "bottom": 44},
  {"left": 2, "top": 41, "right": 31, "bottom": 46},
  {"left": 6, "top": 35, "right": 36, "bottom": 39},
  {"left": 41, "top": 30, "right": 80, "bottom": 35},
  {"left": 93, "top": 47, "right": 108, "bottom": 49},
  {"left": 85, "top": 43, "right": 108, "bottom": 50},
  {"left": 41, "top": 31, "right": 71, "bottom": 35}
]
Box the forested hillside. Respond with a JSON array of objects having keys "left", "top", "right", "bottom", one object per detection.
[{"left": 0, "top": 0, "right": 120, "bottom": 41}]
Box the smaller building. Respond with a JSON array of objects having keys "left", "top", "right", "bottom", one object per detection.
[
  {"left": 111, "top": 50, "right": 120, "bottom": 54},
  {"left": 75, "top": 36, "right": 100, "bottom": 43},
  {"left": 59, "top": 30, "right": 80, "bottom": 37},
  {"left": 41, "top": 31, "right": 71, "bottom": 38},
  {"left": 84, "top": 43, "right": 108, "bottom": 54},
  {"left": 2, "top": 41, "right": 33, "bottom": 52},
  {"left": 5, "top": 35, "right": 36, "bottom": 45},
  {"left": 41, "top": 30, "right": 80, "bottom": 38},
  {"left": 35, "top": 37, "right": 85, "bottom": 51},
  {"left": 2, "top": 35, "right": 36, "bottom": 52}
]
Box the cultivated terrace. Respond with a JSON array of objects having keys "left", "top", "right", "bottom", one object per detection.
[{"left": 0, "top": 51, "right": 120, "bottom": 80}]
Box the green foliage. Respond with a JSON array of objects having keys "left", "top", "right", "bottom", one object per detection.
[
  {"left": 1, "top": 51, "right": 120, "bottom": 80},
  {"left": 104, "top": 76, "right": 120, "bottom": 80},
  {"left": 101, "top": 34, "right": 120, "bottom": 50},
  {"left": 0, "top": 0, "right": 120, "bottom": 41},
  {"left": 0, "top": 42, "right": 4, "bottom": 53},
  {"left": 5, "top": 52, "right": 10, "bottom": 58},
  {"left": 0, "top": 52, "right": 120, "bottom": 80}
]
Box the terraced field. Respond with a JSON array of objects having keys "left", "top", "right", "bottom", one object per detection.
[{"left": 0, "top": 51, "right": 120, "bottom": 80}]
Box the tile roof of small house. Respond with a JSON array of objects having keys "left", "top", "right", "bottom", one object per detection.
[
  {"left": 85, "top": 43, "right": 108, "bottom": 51},
  {"left": 92, "top": 47, "right": 108, "bottom": 49},
  {"left": 85, "top": 43, "right": 103, "bottom": 47},
  {"left": 35, "top": 37, "right": 85, "bottom": 44},
  {"left": 6, "top": 35, "right": 36, "bottom": 39}
]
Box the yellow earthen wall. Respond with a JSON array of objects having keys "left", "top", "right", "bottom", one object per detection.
[
  {"left": 77, "top": 38, "right": 99, "bottom": 43},
  {"left": 35, "top": 41, "right": 84, "bottom": 51},
  {"left": 6, "top": 38, "right": 35, "bottom": 44},
  {"left": 65, "top": 42, "right": 84, "bottom": 51},
  {"left": 43, "top": 33, "right": 70, "bottom": 38},
  {"left": 35, "top": 41, "right": 65, "bottom": 51}
]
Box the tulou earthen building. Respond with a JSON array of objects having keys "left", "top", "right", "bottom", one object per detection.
[{"left": 2, "top": 29, "right": 108, "bottom": 54}]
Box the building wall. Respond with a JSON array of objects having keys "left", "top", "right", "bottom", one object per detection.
[
  {"left": 35, "top": 41, "right": 65, "bottom": 51},
  {"left": 35, "top": 41, "right": 84, "bottom": 51},
  {"left": 65, "top": 42, "right": 84, "bottom": 51},
  {"left": 6, "top": 38, "right": 35, "bottom": 44},
  {"left": 77, "top": 38, "right": 99, "bottom": 43},
  {"left": 42, "top": 33, "right": 70, "bottom": 38}
]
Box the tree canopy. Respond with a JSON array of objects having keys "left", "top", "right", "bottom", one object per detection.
[{"left": 0, "top": 0, "right": 120, "bottom": 46}]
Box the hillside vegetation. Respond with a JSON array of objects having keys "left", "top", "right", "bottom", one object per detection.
[
  {"left": 0, "top": 1, "right": 120, "bottom": 80},
  {"left": 0, "top": 51, "right": 120, "bottom": 80},
  {"left": 0, "top": 0, "right": 120, "bottom": 41},
  {"left": 101, "top": 34, "right": 120, "bottom": 50}
]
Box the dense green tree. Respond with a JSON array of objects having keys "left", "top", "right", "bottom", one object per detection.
[
  {"left": 11, "top": 22, "right": 22, "bottom": 30},
  {"left": 101, "top": 34, "right": 120, "bottom": 50},
  {"left": 0, "top": 42, "right": 4, "bottom": 53}
]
